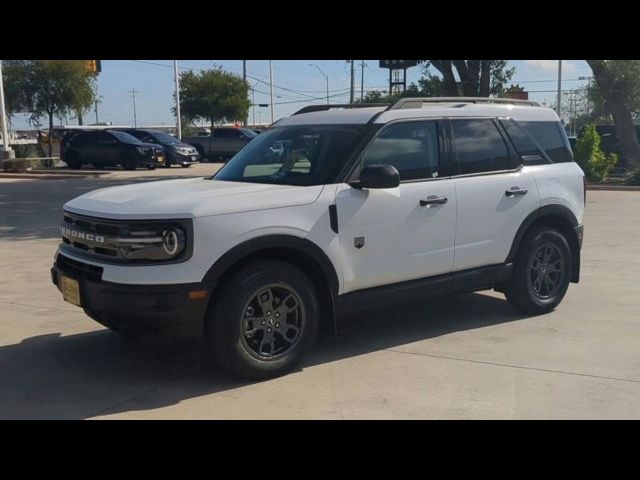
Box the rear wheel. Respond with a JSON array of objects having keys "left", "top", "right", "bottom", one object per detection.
[
  {"left": 504, "top": 227, "right": 572, "bottom": 315},
  {"left": 205, "top": 260, "right": 319, "bottom": 380}
]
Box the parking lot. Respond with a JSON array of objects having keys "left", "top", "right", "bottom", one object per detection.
[{"left": 1, "top": 164, "right": 639, "bottom": 419}]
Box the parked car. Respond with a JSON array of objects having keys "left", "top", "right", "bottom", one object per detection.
[
  {"left": 115, "top": 129, "right": 199, "bottom": 168},
  {"left": 182, "top": 126, "right": 257, "bottom": 162},
  {"left": 62, "top": 130, "right": 165, "bottom": 170},
  {"left": 52, "top": 97, "right": 585, "bottom": 380}
]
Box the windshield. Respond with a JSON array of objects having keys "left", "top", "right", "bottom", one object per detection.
[
  {"left": 213, "top": 125, "right": 366, "bottom": 186},
  {"left": 110, "top": 130, "right": 143, "bottom": 144},
  {"left": 149, "top": 131, "right": 180, "bottom": 144}
]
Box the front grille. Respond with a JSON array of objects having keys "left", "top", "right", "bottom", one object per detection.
[
  {"left": 59, "top": 211, "right": 193, "bottom": 265},
  {"left": 56, "top": 254, "right": 103, "bottom": 282},
  {"left": 61, "top": 212, "right": 128, "bottom": 260}
]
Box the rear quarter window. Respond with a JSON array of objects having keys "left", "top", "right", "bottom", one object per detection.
[{"left": 503, "top": 120, "right": 573, "bottom": 164}]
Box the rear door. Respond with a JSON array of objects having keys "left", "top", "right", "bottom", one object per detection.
[{"left": 448, "top": 118, "right": 540, "bottom": 272}]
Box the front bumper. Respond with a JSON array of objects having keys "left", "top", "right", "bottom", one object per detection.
[
  {"left": 51, "top": 253, "right": 210, "bottom": 339},
  {"left": 171, "top": 151, "right": 200, "bottom": 165}
]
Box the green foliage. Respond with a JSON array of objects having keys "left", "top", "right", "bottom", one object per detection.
[
  {"left": 574, "top": 124, "right": 619, "bottom": 181},
  {"left": 3, "top": 60, "right": 97, "bottom": 156},
  {"left": 1, "top": 158, "right": 44, "bottom": 173},
  {"left": 12, "top": 144, "right": 40, "bottom": 158},
  {"left": 179, "top": 67, "right": 250, "bottom": 127},
  {"left": 627, "top": 168, "right": 640, "bottom": 185}
]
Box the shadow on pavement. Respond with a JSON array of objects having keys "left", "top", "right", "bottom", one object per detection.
[{"left": 0, "top": 291, "right": 529, "bottom": 419}]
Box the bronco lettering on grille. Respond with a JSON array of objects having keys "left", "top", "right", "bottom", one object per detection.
[{"left": 60, "top": 226, "right": 105, "bottom": 243}]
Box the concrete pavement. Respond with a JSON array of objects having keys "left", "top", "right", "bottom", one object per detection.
[{"left": 1, "top": 167, "right": 639, "bottom": 419}]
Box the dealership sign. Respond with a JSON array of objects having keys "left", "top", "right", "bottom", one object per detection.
[{"left": 379, "top": 60, "right": 420, "bottom": 69}]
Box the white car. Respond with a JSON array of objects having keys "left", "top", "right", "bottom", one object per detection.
[{"left": 51, "top": 97, "right": 585, "bottom": 379}]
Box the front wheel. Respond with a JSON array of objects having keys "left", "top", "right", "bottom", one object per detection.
[
  {"left": 504, "top": 227, "right": 572, "bottom": 315},
  {"left": 205, "top": 260, "right": 319, "bottom": 380},
  {"left": 122, "top": 153, "right": 138, "bottom": 171}
]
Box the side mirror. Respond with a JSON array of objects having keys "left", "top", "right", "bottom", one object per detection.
[{"left": 352, "top": 164, "right": 400, "bottom": 189}]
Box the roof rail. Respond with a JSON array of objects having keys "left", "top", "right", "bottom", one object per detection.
[
  {"left": 292, "top": 103, "right": 390, "bottom": 116},
  {"left": 388, "top": 97, "right": 541, "bottom": 110}
]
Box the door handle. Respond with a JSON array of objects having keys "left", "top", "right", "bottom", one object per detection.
[
  {"left": 505, "top": 187, "right": 528, "bottom": 197},
  {"left": 420, "top": 195, "right": 448, "bottom": 206}
]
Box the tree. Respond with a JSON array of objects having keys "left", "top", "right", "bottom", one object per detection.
[
  {"left": 3, "top": 60, "right": 97, "bottom": 156},
  {"left": 420, "top": 60, "right": 515, "bottom": 96},
  {"left": 586, "top": 60, "right": 640, "bottom": 168},
  {"left": 178, "top": 67, "right": 250, "bottom": 128},
  {"left": 574, "top": 124, "right": 618, "bottom": 181}
]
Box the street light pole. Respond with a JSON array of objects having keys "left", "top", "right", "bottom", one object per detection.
[
  {"left": 173, "top": 61, "right": 182, "bottom": 139},
  {"left": 308, "top": 64, "right": 329, "bottom": 105},
  {"left": 242, "top": 60, "right": 248, "bottom": 127},
  {"left": 0, "top": 60, "right": 14, "bottom": 158},
  {"left": 556, "top": 60, "right": 563, "bottom": 116},
  {"left": 360, "top": 60, "right": 365, "bottom": 102},
  {"left": 129, "top": 89, "right": 139, "bottom": 128},
  {"left": 269, "top": 60, "right": 274, "bottom": 124}
]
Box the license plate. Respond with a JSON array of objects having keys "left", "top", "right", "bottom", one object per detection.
[
  {"left": 157, "top": 155, "right": 164, "bottom": 163},
  {"left": 191, "top": 156, "right": 197, "bottom": 161},
  {"left": 61, "top": 276, "right": 82, "bottom": 307}
]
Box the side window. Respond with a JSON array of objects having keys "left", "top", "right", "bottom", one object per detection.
[
  {"left": 213, "top": 129, "right": 233, "bottom": 139},
  {"left": 359, "top": 121, "right": 439, "bottom": 181},
  {"left": 500, "top": 119, "right": 550, "bottom": 165},
  {"left": 518, "top": 121, "right": 573, "bottom": 163},
  {"left": 96, "top": 132, "right": 115, "bottom": 144},
  {"left": 450, "top": 119, "right": 514, "bottom": 174}
]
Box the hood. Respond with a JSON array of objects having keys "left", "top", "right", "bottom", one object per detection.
[{"left": 64, "top": 178, "right": 325, "bottom": 219}]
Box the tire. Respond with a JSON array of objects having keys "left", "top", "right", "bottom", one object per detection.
[
  {"left": 66, "top": 151, "right": 82, "bottom": 170},
  {"left": 194, "top": 146, "right": 206, "bottom": 161},
  {"left": 122, "top": 153, "right": 138, "bottom": 171},
  {"left": 504, "top": 226, "right": 572, "bottom": 315},
  {"left": 205, "top": 260, "right": 319, "bottom": 380}
]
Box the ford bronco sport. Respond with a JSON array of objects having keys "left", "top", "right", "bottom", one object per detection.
[{"left": 51, "top": 97, "right": 585, "bottom": 379}]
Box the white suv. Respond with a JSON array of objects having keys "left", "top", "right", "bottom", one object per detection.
[{"left": 51, "top": 97, "right": 585, "bottom": 379}]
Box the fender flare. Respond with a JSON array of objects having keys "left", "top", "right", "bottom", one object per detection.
[
  {"left": 202, "top": 234, "right": 340, "bottom": 295},
  {"left": 506, "top": 204, "right": 581, "bottom": 282}
]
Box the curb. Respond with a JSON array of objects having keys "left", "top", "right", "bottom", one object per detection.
[
  {"left": 0, "top": 173, "right": 107, "bottom": 180},
  {"left": 587, "top": 185, "right": 640, "bottom": 191}
]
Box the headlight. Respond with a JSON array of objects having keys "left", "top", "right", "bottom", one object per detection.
[
  {"left": 136, "top": 146, "right": 149, "bottom": 155},
  {"left": 174, "top": 146, "right": 192, "bottom": 154},
  {"left": 118, "top": 225, "right": 187, "bottom": 261}
]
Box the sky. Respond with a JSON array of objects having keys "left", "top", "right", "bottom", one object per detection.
[{"left": 7, "top": 60, "right": 593, "bottom": 130}]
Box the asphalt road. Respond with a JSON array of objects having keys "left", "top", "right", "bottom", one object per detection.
[{"left": 1, "top": 165, "right": 639, "bottom": 419}]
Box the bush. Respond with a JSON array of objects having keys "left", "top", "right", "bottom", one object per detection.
[
  {"left": 574, "top": 124, "right": 618, "bottom": 182},
  {"left": 1, "top": 158, "right": 44, "bottom": 173},
  {"left": 12, "top": 144, "right": 41, "bottom": 158}
]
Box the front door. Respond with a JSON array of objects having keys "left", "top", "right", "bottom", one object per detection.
[{"left": 335, "top": 120, "right": 457, "bottom": 294}]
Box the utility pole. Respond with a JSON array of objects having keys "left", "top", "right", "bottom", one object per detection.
[
  {"left": 556, "top": 60, "right": 562, "bottom": 116},
  {"left": 252, "top": 85, "right": 256, "bottom": 127},
  {"left": 349, "top": 60, "right": 355, "bottom": 104},
  {"left": 129, "top": 89, "right": 139, "bottom": 128},
  {"left": 94, "top": 100, "right": 99, "bottom": 124},
  {"left": 269, "top": 60, "right": 274, "bottom": 124},
  {"left": 173, "top": 61, "right": 182, "bottom": 139},
  {"left": 0, "top": 60, "right": 14, "bottom": 158},
  {"left": 242, "top": 60, "right": 248, "bottom": 127},
  {"left": 360, "top": 60, "right": 365, "bottom": 102}
]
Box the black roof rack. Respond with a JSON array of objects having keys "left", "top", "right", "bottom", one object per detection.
[
  {"left": 388, "top": 97, "right": 541, "bottom": 110},
  {"left": 292, "top": 103, "right": 390, "bottom": 116}
]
